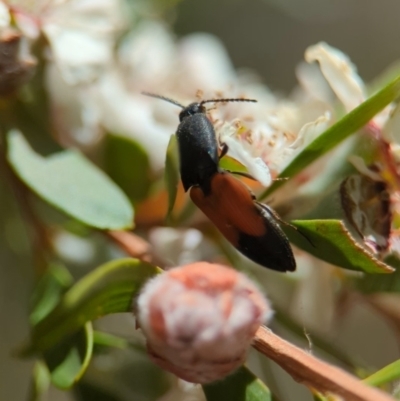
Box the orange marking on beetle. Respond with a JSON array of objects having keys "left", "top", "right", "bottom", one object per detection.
[{"left": 190, "top": 173, "right": 266, "bottom": 246}]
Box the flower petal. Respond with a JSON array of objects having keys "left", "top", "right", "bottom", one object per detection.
[
  {"left": 177, "top": 33, "right": 236, "bottom": 92},
  {"left": 305, "top": 42, "right": 366, "bottom": 111},
  {"left": 149, "top": 228, "right": 204, "bottom": 267},
  {"left": 119, "top": 21, "right": 176, "bottom": 88},
  {"left": 44, "top": 25, "right": 113, "bottom": 84},
  {"left": 94, "top": 72, "right": 171, "bottom": 170},
  {"left": 347, "top": 155, "right": 383, "bottom": 181},
  {"left": 0, "top": 1, "right": 10, "bottom": 29},
  {"left": 220, "top": 134, "right": 272, "bottom": 187},
  {"left": 296, "top": 61, "right": 335, "bottom": 104},
  {"left": 290, "top": 111, "right": 331, "bottom": 149}
]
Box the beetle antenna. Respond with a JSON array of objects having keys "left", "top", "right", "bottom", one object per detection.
[
  {"left": 200, "top": 98, "right": 257, "bottom": 106},
  {"left": 141, "top": 92, "right": 185, "bottom": 109}
]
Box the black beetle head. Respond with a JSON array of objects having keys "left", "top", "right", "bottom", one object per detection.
[{"left": 179, "top": 103, "right": 206, "bottom": 121}]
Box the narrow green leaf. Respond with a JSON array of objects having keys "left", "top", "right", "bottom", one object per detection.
[
  {"left": 203, "top": 366, "right": 271, "bottom": 401},
  {"left": 284, "top": 220, "right": 394, "bottom": 273},
  {"left": 93, "top": 331, "right": 130, "bottom": 350},
  {"left": 104, "top": 134, "right": 152, "bottom": 203},
  {"left": 44, "top": 322, "right": 93, "bottom": 389},
  {"left": 7, "top": 131, "right": 133, "bottom": 229},
  {"left": 164, "top": 134, "right": 180, "bottom": 219},
  {"left": 25, "top": 258, "right": 161, "bottom": 354},
  {"left": 261, "top": 74, "right": 400, "bottom": 198},
  {"left": 29, "top": 361, "right": 50, "bottom": 401},
  {"left": 93, "top": 331, "right": 143, "bottom": 353},
  {"left": 363, "top": 359, "right": 400, "bottom": 387}
]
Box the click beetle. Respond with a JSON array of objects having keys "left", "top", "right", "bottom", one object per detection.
[{"left": 142, "top": 92, "right": 296, "bottom": 272}]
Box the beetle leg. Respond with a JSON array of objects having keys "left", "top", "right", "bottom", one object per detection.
[
  {"left": 225, "top": 170, "right": 257, "bottom": 181},
  {"left": 256, "top": 202, "right": 315, "bottom": 247},
  {"left": 219, "top": 142, "right": 229, "bottom": 160}
]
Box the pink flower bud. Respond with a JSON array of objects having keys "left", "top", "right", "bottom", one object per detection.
[{"left": 136, "top": 262, "right": 271, "bottom": 383}]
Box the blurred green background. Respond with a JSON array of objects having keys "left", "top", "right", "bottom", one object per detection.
[{"left": 2, "top": 0, "right": 400, "bottom": 400}]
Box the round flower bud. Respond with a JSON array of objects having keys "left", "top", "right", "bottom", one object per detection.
[{"left": 136, "top": 262, "right": 271, "bottom": 383}]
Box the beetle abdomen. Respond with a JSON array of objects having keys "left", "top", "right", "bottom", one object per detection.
[{"left": 190, "top": 172, "right": 296, "bottom": 272}]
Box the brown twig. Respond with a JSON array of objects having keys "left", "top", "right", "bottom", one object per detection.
[
  {"left": 106, "top": 230, "right": 159, "bottom": 265},
  {"left": 253, "top": 326, "right": 395, "bottom": 401}
]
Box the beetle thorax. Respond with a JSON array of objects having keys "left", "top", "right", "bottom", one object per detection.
[{"left": 179, "top": 103, "right": 206, "bottom": 121}]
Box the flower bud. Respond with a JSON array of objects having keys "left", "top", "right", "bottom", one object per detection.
[{"left": 136, "top": 262, "right": 271, "bottom": 383}]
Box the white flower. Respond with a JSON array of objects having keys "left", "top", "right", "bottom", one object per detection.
[
  {"left": 44, "top": 17, "right": 400, "bottom": 194},
  {"left": 210, "top": 84, "right": 333, "bottom": 185},
  {"left": 302, "top": 42, "right": 395, "bottom": 131},
  {"left": 52, "top": 229, "right": 96, "bottom": 264},
  {"left": 44, "top": 20, "right": 354, "bottom": 178},
  {"left": 7, "top": 0, "right": 125, "bottom": 84},
  {"left": 148, "top": 227, "right": 206, "bottom": 268}
]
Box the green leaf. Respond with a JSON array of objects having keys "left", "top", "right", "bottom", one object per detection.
[
  {"left": 357, "top": 255, "right": 400, "bottom": 293},
  {"left": 24, "top": 258, "right": 161, "bottom": 354},
  {"left": 29, "top": 361, "right": 50, "bottom": 401},
  {"left": 30, "top": 266, "right": 95, "bottom": 390},
  {"left": 261, "top": 74, "right": 400, "bottom": 198},
  {"left": 363, "top": 359, "right": 400, "bottom": 387},
  {"left": 312, "top": 393, "right": 329, "bottom": 401},
  {"left": 219, "top": 155, "right": 248, "bottom": 174},
  {"left": 44, "top": 322, "right": 93, "bottom": 389},
  {"left": 284, "top": 220, "right": 394, "bottom": 273},
  {"left": 104, "top": 134, "right": 152, "bottom": 203},
  {"left": 30, "top": 264, "right": 73, "bottom": 325},
  {"left": 7, "top": 131, "right": 134, "bottom": 230},
  {"left": 164, "top": 134, "right": 180, "bottom": 220},
  {"left": 203, "top": 366, "right": 271, "bottom": 401}
]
